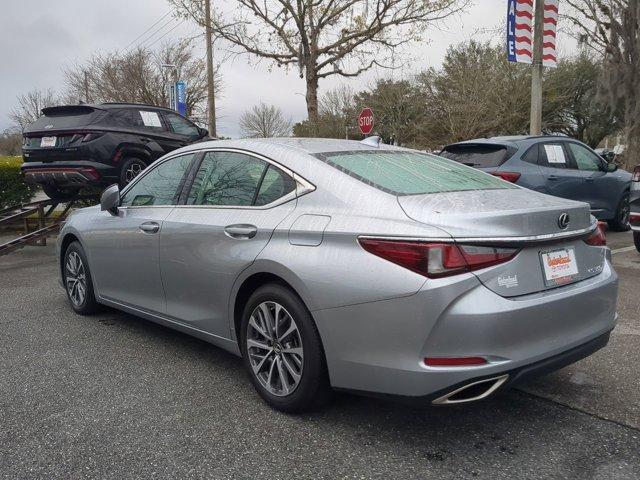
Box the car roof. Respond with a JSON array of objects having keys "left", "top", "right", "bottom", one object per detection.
[{"left": 445, "top": 135, "right": 571, "bottom": 149}]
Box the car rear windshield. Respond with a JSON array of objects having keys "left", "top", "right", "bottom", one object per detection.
[
  {"left": 440, "top": 144, "right": 513, "bottom": 168},
  {"left": 315, "top": 150, "right": 515, "bottom": 196},
  {"left": 26, "top": 106, "right": 103, "bottom": 131}
]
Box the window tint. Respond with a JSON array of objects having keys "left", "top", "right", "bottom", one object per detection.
[
  {"left": 108, "top": 109, "right": 135, "bottom": 128},
  {"left": 539, "top": 143, "right": 568, "bottom": 169},
  {"left": 254, "top": 166, "right": 297, "bottom": 206},
  {"left": 566, "top": 143, "right": 602, "bottom": 171},
  {"left": 131, "top": 110, "right": 165, "bottom": 131},
  {"left": 188, "top": 152, "right": 267, "bottom": 206},
  {"left": 317, "top": 151, "right": 515, "bottom": 196},
  {"left": 440, "top": 145, "right": 512, "bottom": 168},
  {"left": 120, "top": 154, "right": 195, "bottom": 207},
  {"left": 164, "top": 112, "right": 200, "bottom": 138}
]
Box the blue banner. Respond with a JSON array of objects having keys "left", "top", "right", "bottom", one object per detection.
[
  {"left": 175, "top": 81, "right": 187, "bottom": 116},
  {"left": 507, "top": 0, "right": 516, "bottom": 62}
]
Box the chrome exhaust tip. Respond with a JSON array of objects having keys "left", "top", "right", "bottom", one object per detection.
[{"left": 432, "top": 374, "right": 509, "bottom": 405}]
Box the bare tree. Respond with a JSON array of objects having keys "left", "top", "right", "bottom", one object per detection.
[
  {"left": 170, "top": 0, "right": 468, "bottom": 132},
  {"left": 565, "top": 0, "right": 640, "bottom": 166},
  {"left": 64, "top": 40, "right": 220, "bottom": 125},
  {"left": 9, "top": 89, "right": 58, "bottom": 132},
  {"left": 240, "top": 103, "right": 292, "bottom": 137}
]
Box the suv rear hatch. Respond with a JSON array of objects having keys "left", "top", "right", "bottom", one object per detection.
[
  {"left": 440, "top": 143, "right": 515, "bottom": 173},
  {"left": 23, "top": 105, "right": 106, "bottom": 161},
  {"left": 398, "top": 189, "right": 605, "bottom": 297}
]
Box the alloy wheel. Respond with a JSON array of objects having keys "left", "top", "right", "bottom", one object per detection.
[
  {"left": 65, "top": 251, "right": 87, "bottom": 307},
  {"left": 246, "top": 301, "right": 304, "bottom": 397},
  {"left": 124, "top": 162, "right": 144, "bottom": 183}
]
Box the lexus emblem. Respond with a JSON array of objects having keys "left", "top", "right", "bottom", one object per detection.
[
  {"left": 44, "top": 124, "right": 54, "bottom": 129},
  {"left": 558, "top": 213, "right": 570, "bottom": 230}
]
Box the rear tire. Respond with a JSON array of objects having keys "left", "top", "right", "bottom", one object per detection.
[
  {"left": 634, "top": 231, "right": 640, "bottom": 253},
  {"left": 42, "top": 185, "right": 80, "bottom": 202},
  {"left": 119, "top": 158, "right": 147, "bottom": 188},
  {"left": 63, "top": 241, "right": 99, "bottom": 315},
  {"left": 240, "top": 283, "right": 332, "bottom": 413},
  {"left": 608, "top": 193, "right": 631, "bottom": 232}
]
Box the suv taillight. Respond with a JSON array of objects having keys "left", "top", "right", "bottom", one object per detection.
[
  {"left": 633, "top": 165, "right": 640, "bottom": 182},
  {"left": 358, "top": 239, "right": 519, "bottom": 278},
  {"left": 81, "top": 132, "right": 105, "bottom": 142},
  {"left": 584, "top": 223, "right": 607, "bottom": 246}
]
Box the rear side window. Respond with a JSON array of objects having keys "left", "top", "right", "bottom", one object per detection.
[
  {"left": 440, "top": 144, "right": 513, "bottom": 168},
  {"left": 254, "top": 166, "right": 297, "bottom": 206},
  {"left": 316, "top": 151, "right": 515, "bottom": 196},
  {"left": 539, "top": 143, "right": 569, "bottom": 169}
]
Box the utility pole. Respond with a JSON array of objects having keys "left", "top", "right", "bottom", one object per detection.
[
  {"left": 204, "top": 0, "right": 217, "bottom": 137},
  {"left": 529, "top": 0, "right": 545, "bottom": 135}
]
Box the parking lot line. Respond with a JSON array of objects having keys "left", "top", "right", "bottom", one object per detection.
[{"left": 612, "top": 246, "right": 636, "bottom": 254}]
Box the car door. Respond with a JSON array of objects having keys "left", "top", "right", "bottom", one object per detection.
[
  {"left": 535, "top": 141, "right": 586, "bottom": 201},
  {"left": 159, "top": 150, "right": 299, "bottom": 339},
  {"left": 565, "top": 141, "right": 617, "bottom": 217},
  {"left": 130, "top": 109, "right": 182, "bottom": 159},
  {"left": 85, "top": 153, "right": 197, "bottom": 313}
]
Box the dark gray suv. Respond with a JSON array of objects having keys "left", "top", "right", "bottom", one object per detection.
[{"left": 441, "top": 136, "right": 632, "bottom": 231}]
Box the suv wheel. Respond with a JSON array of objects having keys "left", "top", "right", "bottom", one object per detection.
[
  {"left": 42, "top": 185, "right": 80, "bottom": 202},
  {"left": 119, "top": 158, "right": 147, "bottom": 187},
  {"left": 608, "top": 193, "right": 631, "bottom": 232},
  {"left": 240, "top": 283, "right": 332, "bottom": 412},
  {"left": 63, "top": 241, "right": 99, "bottom": 315}
]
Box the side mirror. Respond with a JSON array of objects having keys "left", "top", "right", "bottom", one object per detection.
[
  {"left": 100, "top": 184, "right": 120, "bottom": 216},
  {"left": 198, "top": 127, "right": 209, "bottom": 139},
  {"left": 606, "top": 162, "right": 618, "bottom": 173}
]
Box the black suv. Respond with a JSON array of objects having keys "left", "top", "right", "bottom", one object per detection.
[{"left": 21, "top": 103, "right": 208, "bottom": 200}]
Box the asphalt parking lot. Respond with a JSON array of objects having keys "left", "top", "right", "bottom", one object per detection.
[{"left": 1, "top": 231, "right": 639, "bottom": 479}]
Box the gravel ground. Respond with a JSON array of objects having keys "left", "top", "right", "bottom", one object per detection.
[{"left": 1, "top": 236, "right": 639, "bottom": 480}]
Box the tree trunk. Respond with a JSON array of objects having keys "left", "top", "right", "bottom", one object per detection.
[{"left": 305, "top": 67, "right": 319, "bottom": 137}]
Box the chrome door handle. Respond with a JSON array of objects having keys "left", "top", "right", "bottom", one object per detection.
[
  {"left": 139, "top": 221, "right": 160, "bottom": 234},
  {"left": 224, "top": 224, "right": 257, "bottom": 239}
]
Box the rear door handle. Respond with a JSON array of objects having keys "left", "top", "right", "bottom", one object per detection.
[
  {"left": 224, "top": 224, "right": 257, "bottom": 239},
  {"left": 548, "top": 175, "right": 558, "bottom": 180},
  {"left": 139, "top": 221, "right": 160, "bottom": 234}
]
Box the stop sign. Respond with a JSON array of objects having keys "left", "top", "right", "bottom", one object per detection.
[{"left": 358, "top": 108, "right": 374, "bottom": 135}]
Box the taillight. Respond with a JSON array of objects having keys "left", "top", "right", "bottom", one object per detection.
[
  {"left": 491, "top": 171, "right": 521, "bottom": 183},
  {"left": 584, "top": 223, "right": 606, "bottom": 246},
  {"left": 630, "top": 213, "right": 640, "bottom": 227},
  {"left": 82, "top": 132, "right": 104, "bottom": 142},
  {"left": 633, "top": 165, "right": 640, "bottom": 182},
  {"left": 358, "top": 239, "right": 519, "bottom": 278}
]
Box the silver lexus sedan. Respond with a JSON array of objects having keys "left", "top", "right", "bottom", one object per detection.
[{"left": 57, "top": 138, "right": 618, "bottom": 412}]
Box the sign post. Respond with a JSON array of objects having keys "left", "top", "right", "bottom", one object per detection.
[
  {"left": 358, "top": 108, "right": 374, "bottom": 136},
  {"left": 175, "top": 81, "right": 187, "bottom": 116}
]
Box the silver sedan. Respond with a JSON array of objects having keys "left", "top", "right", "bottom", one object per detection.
[{"left": 57, "top": 138, "right": 618, "bottom": 412}]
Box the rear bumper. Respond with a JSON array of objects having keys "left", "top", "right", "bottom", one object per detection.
[
  {"left": 21, "top": 161, "right": 118, "bottom": 187},
  {"left": 313, "top": 257, "right": 618, "bottom": 403}
]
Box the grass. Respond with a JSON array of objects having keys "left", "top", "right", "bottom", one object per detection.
[{"left": 0, "top": 156, "right": 22, "bottom": 168}]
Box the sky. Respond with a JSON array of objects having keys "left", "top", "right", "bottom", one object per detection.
[{"left": 0, "top": 0, "right": 577, "bottom": 137}]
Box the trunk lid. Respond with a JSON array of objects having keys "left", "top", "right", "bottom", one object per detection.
[{"left": 398, "top": 188, "right": 604, "bottom": 297}]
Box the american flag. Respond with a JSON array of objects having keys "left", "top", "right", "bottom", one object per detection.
[
  {"left": 543, "top": 0, "right": 559, "bottom": 67},
  {"left": 507, "top": 0, "right": 559, "bottom": 67}
]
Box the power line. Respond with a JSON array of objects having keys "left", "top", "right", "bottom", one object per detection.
[
  {"left": 145, "top": 19, "right": 187, "bottom": 49},
  {"left": 133, "top": 16, "right": 180, "bottom": 51},
  {"left": 123, "top": 10, "right": 173, "bottom": 51}
]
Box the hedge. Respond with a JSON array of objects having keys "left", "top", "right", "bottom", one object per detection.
[{"left": 0, "top": 156, "right": 38, "bottom": 210}]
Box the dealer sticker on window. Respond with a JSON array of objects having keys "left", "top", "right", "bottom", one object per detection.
[{"left": 540, "top": 247, "right": 579, "bottom": 286}]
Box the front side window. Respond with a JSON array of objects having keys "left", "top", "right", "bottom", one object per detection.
[
  {"left": 316, "top": 150, "right": 515, "bottom": 196},
  {"left": 120, "top": 154, "right": 195, "bottom": 207},
  {"left": 164, "top": 112, "right": 200, "bottom": 138},
  {"left": 187, "top": 151, "right": 297, "bottom": 206},
  {"left": 566, "top": 143, "right": 602, "bottom": 171}
]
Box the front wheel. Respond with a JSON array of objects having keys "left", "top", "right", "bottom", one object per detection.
[
  {"left": 608, "top": 193, "right": 631, "bottom": 232},
  {"left": 63, "top": 241, "right": 99, "bottom": 315},
  {"left": 240, "top": 283, "right": 332, "bottom": 412}
]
